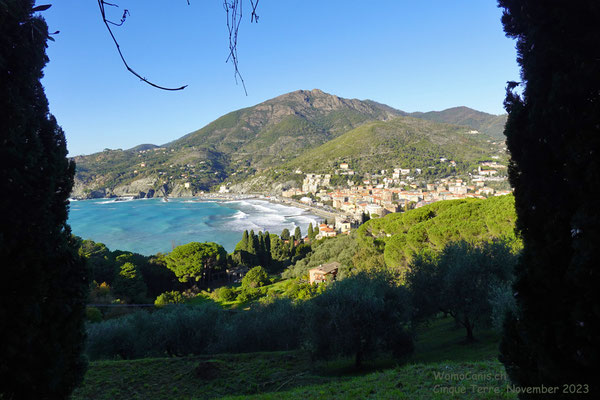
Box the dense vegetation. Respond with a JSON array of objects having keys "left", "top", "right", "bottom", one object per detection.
[
  {"left": 498, "top": 1, "right": 600, "bottom": 397},
  {"left": 0, "top": 2, "right": 88, "bottom": 399},
  {"left": 356, "top": 195, "right": 518, "bottom": 274},
  {"left": 407, "top": 240, "right": 518, "bottom": 341},
  {"left": 86, "top": 272, "right": 415, "bottom": 366}
]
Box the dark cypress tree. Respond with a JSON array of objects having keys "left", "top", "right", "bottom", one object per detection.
[
  {"left": 498, "top": 1, "right": 600, "bottom": 396},
  {"left": 235, "top": 230, "right": 249, "bottom": 252},
  {"left": 248, "top": 229, "right": 259, "bottom": 255},
  {"left": 264, "top": 231, "right": 271, "bottom": 254},
  {"left": 281, "top": 228, "right": 290, "bottom": 241},
  {"left": 263, "top": 231, "right": 272, "bottom": 268},
  {"left": 294, "top": 226, "right": 302, "bottom": 241},
  {"left": 0, "top": 1, "right": 88, "bottom": 398},
  {"left": 307, "top": 223, "right": 314, "bottom": 239},
  {"left": 257, "top": 231, "right": 266, "bottom": 263}
]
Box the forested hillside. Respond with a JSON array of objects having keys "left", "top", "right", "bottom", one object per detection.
[
  {"left": 357, "top": 194, "right": 518, "bottom": 271},
  {"left": 284, "top": 195, "right": 517, "bottom": 278},
  {"left": 279, "top": 115, "right": 502, "bottom": 176}
]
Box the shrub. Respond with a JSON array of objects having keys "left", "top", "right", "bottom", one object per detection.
[
  {"left": 241, "top": 266, "right": 269, "bottom": 289},
  {"left": 155, "top": 291, "right": 185, "bottom": 307},
  {"left": 85, "top": 307, "right": 103, "bottom": 323},
  {"left": 86, "top": 305, "right": 222, "bottom": 360},
  {"left": 213, "top": 287, "right": 236, "bottom": 302}
]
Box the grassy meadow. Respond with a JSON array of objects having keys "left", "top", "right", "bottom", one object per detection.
[{"left": 73, "top": 318, "right": 515, "bottom": 400}]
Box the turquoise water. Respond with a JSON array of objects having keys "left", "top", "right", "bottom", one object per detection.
[{"left": 68, "top": 198, "right": 320, "bottom": 255}]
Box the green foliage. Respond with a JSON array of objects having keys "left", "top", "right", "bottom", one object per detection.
[
  {"left": 137, "top": 256, "right": 178, "bottom": 299},
  {"left": 284, "top": 234, "right": 358, "bottom": 279},
  {"left": 154, "top": 291, "right": 185, "bottom": 307},
  {"left": 72, "top": 356, "right": 512, "bottom": 400},
  {"left": 0, "top": 2, "right": 88, "bottom": 398},
  {"left": 293, "top": 243, "right": 311, "bottom": 260},
  {"left": 306, "top": 272, "right": 414, "bottom": 367},
  {"left": 407, "top": 240, "right": 517, "bottom": 341},
  {"left": 282, "top": 278, "right": 326, "bottom": 301},
  {"left": 488, "top": 283, "right": 516, "bottom": 332},
  {"left": 86, "top": 305, "right": 222, "bottom": 359},
  {"left": 211, "top": 299, "right": 305, "bottom": 354},
  {"left": 498, "top": 2, "right": 600, "bottom": 393},
  {"left": 212, "top": 287, "right": 237, "bottom": 302},
  {"left": 86, "top": 307, "right": 103, "bottom": 323},
  {"left": 166, "top": 242, "right": 227, "bottom": 283},
  {"left": 79, "top": 239, "right": 115, "bottom": 284},
  {"left": 280, "top": 228, "right": 290, "bottom": 241},
  {"left": 78, "top": 242, "right": 178, "bottom": 302},
  {"left": 242, "top": 266, "right": 270, "bottom": 289},
  {"left": 233, "top": 230, "right": 274, "bottom": 271},
  {"left": 235, "top": 230, "right": 250, "bottom": 252},
  {"left": 307, "top": 223, "right": 316, "bottom": 240},
  {"left": 357, "top": 195, "right": 519, "bottom": 275},
  {"left": 282, "top": 116, "right": 504, "bottom": 177},
  {"left": 236, "top": 287, "right": 266, "bottom": 303},
  {"left": 86, "top": 299, "right": 305, "bottom": 360},
  {"left": 113, "top": 262, "right": 148, "bottom": 304}
]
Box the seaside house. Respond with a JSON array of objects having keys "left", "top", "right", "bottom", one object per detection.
[
  {"left": 309, "top": 262, "right": 340, "bottom": 284},
  {"left": 335, "top": 217, "right": 352, "bottom": 233},
  {"left": 318, "top": 223, "right": 337, "bottom": 238}
]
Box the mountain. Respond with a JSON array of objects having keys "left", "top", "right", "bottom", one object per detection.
[
  {"left": 281, "top": 116, "right": 499, "bottom": 174},
  {"left": 70, "top": 90, "right": 506, "bottom": 198},
  {"left": 169, "top": 89, "right": 403, "bottom": 169},
  {"left": 410, "top": 106, "right": 507, "bottom": 139}
]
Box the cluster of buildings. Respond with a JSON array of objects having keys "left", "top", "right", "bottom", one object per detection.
[{"left": 282, "top": 162, "right": 512, "bottom": 238}]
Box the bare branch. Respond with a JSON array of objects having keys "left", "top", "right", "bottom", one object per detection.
[
  {"left": 95, "top": 0, "right": 260, "bottom": 93},
  {"left": 96, "top": 0, "right": 187, "bottom": 91},
  {"left": 223, "top": 0, "right": 259, "bottom": 96}
]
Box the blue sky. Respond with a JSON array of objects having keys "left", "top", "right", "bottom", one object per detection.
[{"left": 38, "top": 1, "right": 519, "bottom": 156}]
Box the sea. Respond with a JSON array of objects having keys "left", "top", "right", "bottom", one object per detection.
[{"left": 67, "top": 198, "right": 321, "bottom": 255}]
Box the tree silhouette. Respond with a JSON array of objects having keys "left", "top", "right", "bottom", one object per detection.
[
  {"left": 0, "top": 2, "right": 88, "bottom": 398},
  {"left": 498, "top": 0, "right": 600, "bottom": 396}
]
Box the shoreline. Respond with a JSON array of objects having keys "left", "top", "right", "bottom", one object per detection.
[
  {"left": 68, "top": 195, "right": 325, "bottom": 256},
  {"left": 73, "top": 193, "right": 345, "bottom": 222}
]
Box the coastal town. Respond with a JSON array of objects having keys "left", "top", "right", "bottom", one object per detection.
[{"left": 213, "top": 159, "right": 513, "bottom": 240}]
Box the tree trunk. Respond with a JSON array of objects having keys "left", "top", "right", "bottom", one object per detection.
[{"left": 465, "top": 318, "right": 476, "bottom": 342}]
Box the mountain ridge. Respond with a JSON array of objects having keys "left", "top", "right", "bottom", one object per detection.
[{"left": 71, "top": 89, "right": 507, "bottom": 199}]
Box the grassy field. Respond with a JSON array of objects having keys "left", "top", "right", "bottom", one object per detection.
[{"left": 72, "top": 318, "right": 514, "bottom": 400}]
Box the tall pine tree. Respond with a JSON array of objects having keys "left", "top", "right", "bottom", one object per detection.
[
  {"left": 498, "top": 1, "right": 600, "bottom": 396},
  {"left": 235, "top": 230, "right": 250, "bottom": 252},
  {"left": 0, "top": 1, "right": 88, "bottom": 398}
]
